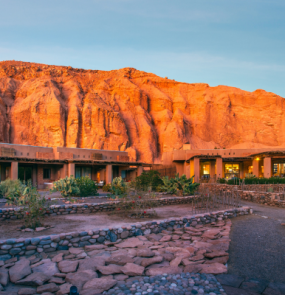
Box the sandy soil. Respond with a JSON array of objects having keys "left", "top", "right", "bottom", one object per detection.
[{"left": 0, "top": 203, "right": 195, "bottom": 240}]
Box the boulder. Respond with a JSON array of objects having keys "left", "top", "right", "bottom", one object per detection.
[
  {"left": 121, "top": 263, "right": 145, "bottom": 276},
  {"left": 32, "top": 261, "right": 59, "bottom": 277},
  {"left": 159, "top": 235, "right": 171, "bottom": 242},
  {"left": 9, "top": 258, "right": 31, "bottom": 283},
  {"left": 106, "top": 255, "right": 134, "bottom": 266},
  {"left": 170, "top": 257, "right": 182, "bottom": 267},
  {"left": 136, "top": 249, "right": 155, "bottom": 257},
  {"left": 78, "top": 257, "right": 105, "bottom": 271},
  {"left": 36, "top": 283, "right": 59, "bottom": 293},
  {"left": 96, "top": 264, "right": 123, "bottom": 275},
  {"left": 184, "top": 264, "right": 204, "bottom": 273},
  {"left": 82, "top": 278, "right": 117, "bottom": 292},
  {"left": 116, "top": 237, "right": 144, "bottom": 248},
  {"left": 0, "top": 269, "right": 8, "bottom": 286},
  {"left": 204, "top": 251, "right": 229, "bottom": 258},
  {"left": 18, "top": 288, "right": 37, "bottom": 295},
  {"left": 204, "top": 256, "right": 229, "bottom": 265},
  {"left": 56, "top": 283, "right": 73, "bottom": 295},
  {"left": 200, "top": 263, "right": 227, "bottom": 274},
  {"left": 141, "top": 256, "right": 163, "bottom": 267},
  {"left": 145, "top": 266, "right": 182, "bottom": 276},
  {"left": 65, "top": 270, "right": 98, "bottom": 291},
  {"left": 51, "top": 253, "right": 63, "bottom": 263},
  {"left": 16, "top": 272, "right": 50, "bottom": 286},
  {"left": 58, "top": 260, "right": 78, "bottom": 273}
]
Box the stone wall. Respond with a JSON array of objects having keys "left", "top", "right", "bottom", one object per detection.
[
  {"left": 0, "top": 196, "right": 197, "bottom": 221},
  {"left": 0, "top": 206, "right": 251, "bottom": 260},
  {"left": 200, "top": 184, "right": 285, "bottom": 207}
]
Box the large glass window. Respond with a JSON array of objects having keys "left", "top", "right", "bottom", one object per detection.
[
  {"left": 75, "top": 167, "right": 92, "bottom": 179},
  {"left": 18, "top": 166, "right": 33, "bottom": 182},
  {"left": 202, "top": 164, "right": 210, "bottom": 175},
  {"left": 273, "top": 163, "right": 285, "bottom": 177},
  {"left": 224, "top": 164, "right": 240, "bottom": 179}
]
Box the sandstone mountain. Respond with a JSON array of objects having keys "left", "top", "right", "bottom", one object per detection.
[{"left": 0, "top": 60, "right": 284, "bottom": 163}]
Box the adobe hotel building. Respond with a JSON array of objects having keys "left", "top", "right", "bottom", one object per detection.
[
  {"left": 1, "top": 142, "right": 285, "bottom": 186},
  {"left": 163, "top": 145, "right": 285, "bottom": 183},
  {"left": 0, "top": 143, "right": 144, "bottom": 189}
]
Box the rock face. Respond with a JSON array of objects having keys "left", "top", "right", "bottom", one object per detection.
[{"left": 1, "top": 60, "right": 284, "bottom": 162}]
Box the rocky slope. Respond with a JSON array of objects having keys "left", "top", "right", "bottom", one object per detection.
[{"left": 0, "top": 60, "right": 284, "bottom": 163}]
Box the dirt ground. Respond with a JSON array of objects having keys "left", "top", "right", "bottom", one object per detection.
[{"left": 0, "top": 203, "right": 195, "bottom": 240}]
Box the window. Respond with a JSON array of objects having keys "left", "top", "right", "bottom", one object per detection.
[
  {"left": 224, "top": 164, "right": 239, "bottom": 179},
  {"left": 75, "top": 167, "right": 92, "bottom": 179},
  {"left": 43, "top": 168, "right": 51, "bottom": 179}
]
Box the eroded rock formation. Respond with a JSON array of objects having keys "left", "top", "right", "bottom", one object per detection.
[{"left": 0, "top": 60, "right": 284, "bottom": 162}]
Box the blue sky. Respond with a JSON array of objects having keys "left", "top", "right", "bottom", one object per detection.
[{"left": 1, "top": 0, "right": 284, "bottom": 97}]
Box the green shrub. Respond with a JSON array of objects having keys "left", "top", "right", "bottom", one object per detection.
[
  {"left": 50, "top": 176, "right": 80, "bottom": 198},
  {"left": 225, "top": 177, "right": 285, "bottom": 185},
  {"left": 134, "top": 170, "right": 163, "bottom": 191},
  {"left": 161, "top": 174, "right": 199, "bottom": 195},
  {"left": 75, "top": 176, "right": 98, "bottom": 197},
  {"left": 217, "top": 178, "right": 226, "bottom": 184},
  {"left": 110, "top": 177, "right": 127, "bottom": 199},
  {"left": 102, "top": 184, "right": 111, "bottom": 192},
  {"left": 6, "top": 181, "right": 53, "bottom": 229},
  {"left": 0, "top": 179, "right": 25, "bottom": 199}
]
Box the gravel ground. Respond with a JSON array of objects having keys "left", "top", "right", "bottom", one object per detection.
[
  {"left": 227, "top": 201, "right": 285, "bottom": 283},
  {"left": 104, "top": 273, "right": 226, "bottom": 295}
]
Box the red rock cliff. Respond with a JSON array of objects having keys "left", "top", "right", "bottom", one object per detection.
[{"left": 0, "top": 60, "right": 284, "bottom": 163}]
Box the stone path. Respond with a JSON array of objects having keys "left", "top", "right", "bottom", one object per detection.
[
  {"left": 225, "top": 201, "right": 285, "bottom": 294},
  {"left": 216, "top": 274, "right": 285, "bottom": 295},
  {"left": 0, "top": 219, "right": 230, "bottom": 294}
]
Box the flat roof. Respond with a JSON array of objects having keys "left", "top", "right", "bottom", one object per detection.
[
  {"left": 0, "top": 156, "right": 144, "bottom": 166},
  {"left": 0, "top": 142, "right": 127, "bottom": 153}
]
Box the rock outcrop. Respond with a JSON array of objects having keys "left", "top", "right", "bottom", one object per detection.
[{"left": 0, "top": 60, "right": 284, "bottom": 163}]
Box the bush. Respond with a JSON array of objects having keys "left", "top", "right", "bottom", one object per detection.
[
  {"left": 110, "top": 177, "right": 127, "bottom": 199},
  {"left": 217, "top": 178, "right": 226, "bottom": 184},
  {"left": 75, "top": 176, "right": 98, "bottom": 197},
  {"left": 102, "top": 184, "right": 111, "bottom": 192},
  {"left": 0, "top": 179, "right": 26, "bottom": 199},
  {"left": 112, "top": 191, "right": 157, "bottom": 218},
  {"left": 6, "top": 181, "right": 53, "bottom": 229},
  {"left": 161, "top": 174, "right": 199, "bottom": 195},
  {"left": 50, "top": 176, "right": 80, "bottom": 198},
  {"left": 224, "top": 177, "right": 285, "bottom": 185},
  {"left": 134, "top": 170, "right": 163, "bottom": 191}
]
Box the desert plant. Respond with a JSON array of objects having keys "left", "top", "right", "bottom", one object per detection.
[
  {"left": 134, "top": 170, "right": 163, "bottom": 191},
  {"left": 0, "top": 179, "right": 25, "bottom": 199},
  {"left": 102, "top": 184, "right": 111, "bottom": 192},
  {"left": 50, "top": 176, "right": 80, "bottom": 198},
  {"left": 75, "top": 176, "right": 98, "bottom": 197},
  {"left": 161, "top": 174, "right": 199, "bottom": 195},
  {"left": 110, "top": 177, "right": 127, "bottom": 199},
  {"left": 6, "top": 181, "right": 53, "bottom": 229},
  {"left": 160, "top": 176, "right": 178, "bottom": 194},
  {"left": 112, "top": 191, "right": 157, "bottom": 218}
]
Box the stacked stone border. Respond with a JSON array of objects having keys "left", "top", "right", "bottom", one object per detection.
[
  {"left": 202, "top": 184, "right": 285, "bottom": 207},
  {"left": 0, "top": 196, "right": 199, "bottom": 221},
  {"left": 0, "top": 206, "right": 252, "bottom": 261}
]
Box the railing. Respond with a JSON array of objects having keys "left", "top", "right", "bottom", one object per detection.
[{"left": 191, "top": 189, "right": 241, "bottom": 214}]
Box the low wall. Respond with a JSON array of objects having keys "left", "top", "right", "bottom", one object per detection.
[
  {"left": 0, "top": 206, "right": 252, "bottom": 260},
  {"left": 0, "top": 196, "right": 196, "bottom": 221},
  {"left": 201, "top": 184, "right": 285, "bottom": 207},
  {"left": 201, "top": 183, "right": 285, "bottom": 193}
]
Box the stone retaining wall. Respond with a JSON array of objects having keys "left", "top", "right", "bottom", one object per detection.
[
  {"left": 201, "top": 184, "right": 285, "bottom": 207},
  {"left": 201, "top": 183, "right": 285, "bottom": 193},
  {"left": 0, "top": 206, "right": 251, "bottom": 261},
  {"left": 0, "top": 196, "right": 196, "bottom": 221}
]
